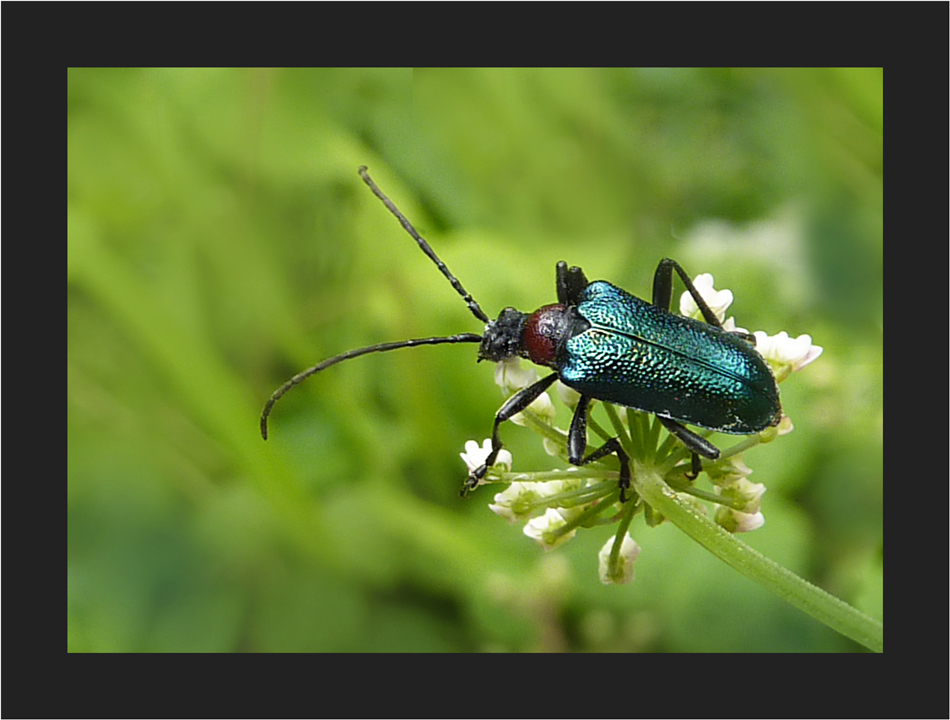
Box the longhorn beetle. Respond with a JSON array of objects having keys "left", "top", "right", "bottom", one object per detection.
[{"left": 261, "top": 166, "right": 783, "bottom": 502}]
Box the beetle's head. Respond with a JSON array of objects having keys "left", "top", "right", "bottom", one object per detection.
[{"left": 478, "top": 307, "right": 527, "bottom": 363}]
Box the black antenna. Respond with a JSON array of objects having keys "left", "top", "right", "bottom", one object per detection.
[
  {"left": 358, "top": 166, "right": 490, "bottom": 324},
  {"left": 261, "top": 167, "right": 489, "bottom": 440},
  {"left": 261, "top": 333, "right": 481, "bottom": 439}
]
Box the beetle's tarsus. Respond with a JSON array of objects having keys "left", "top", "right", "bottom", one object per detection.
[{"left": 461, "top": 467, "right": 487, "bottom": 497}]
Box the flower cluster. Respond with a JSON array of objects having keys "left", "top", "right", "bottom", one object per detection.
[{"left": 461, "top": 270, "right": 822, "bottom": 584}]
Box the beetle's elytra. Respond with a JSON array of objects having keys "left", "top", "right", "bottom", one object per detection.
[{"left": 261, "top": 167, "right": 782, "bottom": 502}]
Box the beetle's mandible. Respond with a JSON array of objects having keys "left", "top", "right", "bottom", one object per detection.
[{"left": 261, "top": 167, "right": 783, "bottom": 502}]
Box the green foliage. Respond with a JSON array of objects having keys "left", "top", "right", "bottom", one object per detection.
[{"left": 68, "top": 68, "right": 882, "bottom": 652}]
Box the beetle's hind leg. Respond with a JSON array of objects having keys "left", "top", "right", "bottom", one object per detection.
[
  {"left": 731, "top": 329, "right": 756, "bottom": 344},
  {"left": 655, "top": 260, "right": 757, "bottom": 347},
  {"left": 654, "top": 259, "right": 755, "bottom": 339},
  {"left": 567, "top": 395, "right": 632, "bottom": 502},
  {"left": 658, "top": 417, "right": 720, "bottom": 479},
  {"left": 653, "top": 258, "right": 723, "bottom": 327}
]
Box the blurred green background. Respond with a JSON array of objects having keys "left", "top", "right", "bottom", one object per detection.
[{"left": 67, "top": 68, "right": 882, "bottom": 652}]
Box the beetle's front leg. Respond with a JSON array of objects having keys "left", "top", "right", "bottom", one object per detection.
[
  {"left": 567, "top": 395, "right": 632, "bottom": 502},
  {"left": 462, "top": 372, "right": 560, "bottom": 496}
]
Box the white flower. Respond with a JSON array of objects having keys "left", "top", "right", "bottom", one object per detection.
[
  {"left": 523, "top": 508, "right": 576, "bottom": 550},
  {"left": 717, "top": 478, "right": 767, "bottom": 514},
  {"left": 715, "top": 506, "right": 765, "bottom": 533},
  {"left": 515, "top": 390, "right": 556, "bottom": 426},
  {"left": 705, "top": 454, "right": 753, "bottom": 487},
  {"left": 680, "top": 273, "right": 734, "bottom": 323},
  {"left": 753, "top": 331, "right": 823, "bottom": 381},
  {"left": 721, "top": 316, "right": 749, "bottom": 335},
  {"left": 775, "top": 415, "right": 794, "bottom": 435},
  {"left": 542, "top": 437, "right": 562, "bottom": 457},
  {"left": 460, "top": 439, "right": 512, "bottom": 476},
  {"left": 489, "top": 480, "right": 567, "bottom": 524},
  {"left": 598, "top": 533, "right": 641, "bottom": 585},
  {"left": 494, "top": 357, "right": 537, "bottom": 393},
  {"left": 758, "top": 414, "right": 794, "bottom": 444},
  {"left": 489, "top": 482, "right": 536, "bottom": 523},
  {"left": 556, "top": 381, "right": 581, "bottom": 409}
]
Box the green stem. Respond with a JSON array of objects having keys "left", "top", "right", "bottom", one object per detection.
[
  {"left": 587, "top": 416, "right": 613, "bottom": 445},
  {"left": 633, "top": 462, "right": 883, "bottom": 652},
  {"left": 603, "top": 403, "right": 632, "bottom": 449},
  {"left": 554, "top": 493, "right": 621, "bottom": 537},
  {"left": 497, "top": 467, "right": 608, "bottom": 483},
  {"left": 720, "top": 434, "right": 763, "bottom": 458},
  {"left": 523, "top": 413, "right": 567, "bottom": 446},
  {"left": 666, "top": 479, "right": 741, "bottom": 507},
  {"left": 609, "top": 497, "right": 637, "bottom": 571}
]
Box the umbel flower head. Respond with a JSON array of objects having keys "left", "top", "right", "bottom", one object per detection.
[{"left": 461, "top": 270, "right": 822, "bottom": 585}]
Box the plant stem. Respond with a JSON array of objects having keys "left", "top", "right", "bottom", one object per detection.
[{"left": 633, "top": 461, "right": 883, "bottom": 653}]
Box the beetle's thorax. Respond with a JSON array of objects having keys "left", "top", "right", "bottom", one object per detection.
[
  {"left": 479, "top": 303, "right": 588, "bottom": 368},
  {"left": 523, "top": 303, "right": 574, "bottom": 368}
]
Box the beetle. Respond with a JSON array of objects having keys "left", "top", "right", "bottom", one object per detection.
[{"left": 261, "top": 166, "right": 783, "bottom": 502}]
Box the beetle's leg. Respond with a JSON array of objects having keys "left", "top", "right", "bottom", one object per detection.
[
  {"left": 655, "top": 259, "right": 755, "bottom": 341},
  {"left": 463, "top": 372, "right": 560, "bottom": 495},
  {"left": 653, "top": 258, "right": 723, "bottom": 328},
  {"left": 567, "top": 395, "right": 632, "bottom": 502},
  {"left": 658, "top": 417, "right": 719, "bottom": 478},
  {"left": 556, "top": 261, "right": 589, "bottom": 307}
]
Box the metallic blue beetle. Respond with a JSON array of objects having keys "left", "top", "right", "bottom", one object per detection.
[{"left": 261, "top": 167, "right": 782, "bottom": 502}]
